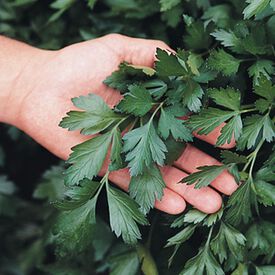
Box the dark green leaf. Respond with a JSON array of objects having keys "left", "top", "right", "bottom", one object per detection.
[
  {"left": 182, "top": 165, "right": 227, "bottom": 188},
  {"left": 207, "top": 49, "right": 240, "bottom": 76},
  {"left": 129, "top": 165, "right": 165, "bottom": 214},
  {"left": 107, "top": 185, "right": 148, "bottom": 244},
  {"left": 117, "top": 84, "right": 153, "bottom": 116},
  {"left": 123, "top": 122, "right": 167, "bottom": 176}
]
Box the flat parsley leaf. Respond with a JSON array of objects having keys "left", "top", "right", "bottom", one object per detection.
[
  {"left": 129, "top": 165, "right": 165, "bottom": 214},
  {"left": 243, "top": 0, "right": 270, "bottom": 19},
  {"left": 180, "top": 244, "right": 224, "bottom": 275},
  {"left": 107, "top": 184, "right": 148, "bottom": 244},
  {"left": 117, "top": 84, "right": 153, "bottom": 116},
  {"left": 158, "top": 106, "right": 192, "bottom": 141},
  {"left": 182, "top": 165, "right": 227, "bottom": 188},
  {"left": 65, "top": 132, "right": 112, "bottom": 185},
  {"left": 123, "top": 121, "right": 167, "bottom": 176},
  {"left": 211, "top": 222, "right": 246, "bottom": 263},
  {"left": 207, "top": 49, "right": 241, "bottom": 76},
  {"left": 60, "top": 93, "right": 123, "bottom": 135}
]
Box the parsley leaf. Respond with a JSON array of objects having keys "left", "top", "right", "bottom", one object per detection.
[
  {"left": 65, "top": 132, "right": 112, "bottom": 185},
  {"left": 189, "top": 108, "right": 238, "bottom": 135},
  {"left": 207, "top": 49, "right": 241, "bottom": 76},
  {"left": 123, "top": 121, "right": 167, "bottom": 176},
  {"left": 182, "top": 165, "right": 227, "bottom": 189},
  {"left": 129, "top": 165, "right": 165, "bottom": 214},
  {"left": 52, "top": 198, "right": 98, "bottom": 257},
  {"left": 117, "top": 84, "right": 153, "bottom": 116},
  {"left": 106, "top": 184, "right": 148, "bottom": 244},
  {"left": 254, "top": 76, "right": 275, "bottom": 102},
  {"left": 243, "top": 0, "right": 270, "bottom": 19},
  {"left": 159, "top": 0, "right": 181, "bottom": 11},
  {"left": 158, "top": 107, "right": 193, "bottom": 141},
  {"left": 60, "top": 94, "right": 123, "bottom": 135},
  {"left": 208, "top": 87, "right": 241, "bottom": 111},
  {"left": 225, "top": 179, "right": 256, "bottom": 225},
  {"left": 211, "top": 29, "right": 243, "bottom": 53},
  {"left": 180, "top": 244, "right": 224, "bottom": 275},
  {"left": 142, "top": 79, "right": 168, "bottom": 100},
  {"left": 248, "top": 60, "right": 275, "bottom": 85},
  {"left": 155, "top": 48, "right": 189, "bottom": 77},
  {"left": 211, "top": 222, "right": 246, "bottom": 263},
  {"left": 237, "top": 114, "right": 275, "bottom": 150},
  {"left": 109, "top": 127, "right": 124, "bottom": 171}
]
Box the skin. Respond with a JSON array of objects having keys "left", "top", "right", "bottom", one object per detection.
[{"left": 0, "top": 34, "right": 238, "bottom": 215}]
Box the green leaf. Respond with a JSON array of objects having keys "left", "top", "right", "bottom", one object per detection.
[
  {"left": 189, "top": 108, "right": 238, "bottom": 135},
  {"left": 211, "top": 29, "right": 243, "bottom": 53},
  {"left": 87, "top": 0, "right": 97, "bottom": 8},
  {"left": 104, "top": 62, "right": 148, "bottom": 93},
  {"left": 246, "top": 221, "right": 275, "bottom": 261},
  {"left": 256, "top": 265, "right": 275, "bottom": 275},
  {"left": 232, "top": 263, "right": 249, "bottom": 275},
  {"left": 248, "top": 60, "right": 275, "bottom": 85},
  {"left": 107, "top": 184, "right": 148, "bottom": 244},
  {"left": 208, "top": 87, "right": 241, "bottom": 111},
  {"left": 183, "top": 209, "right": 208, "bottom": 224},
  {"left": 65, "top": 132, "right": 112, "bottom": 185},
  {"left": 225, "top": 179, "right": 256, "bottom": 225},
  {"left": 109, "top": 245, "right": 140, "bottom": 275},
  {"left": 254, "top": 180, "right": 275, "bottom": 206},
  {"left": 158, "top": 107, "right": 193, "bottom": 141},
  {"left": 207, "top": 49, "right": 241, "bottom": 76},
  {"left": 182, "top": 165, "right": 227, "bottom": 188},
  {"left": 33, "top": 165, "right": 66, "bottom": 201},
  {"left": 254, "top": 76, "right": 275, "bottom": 102},
  {"left": 129, "top": 165, "right": 165, "bottom": 214},
  {"left": 117, "top": 84, "right": 153, "bottom": 116},
  {"left": 54, "top": 179, "right": 101, "bottom": 211},
  {"left": 182, "top": 80, "right": 204, "bottom": 112},
  {"left": 211, "top": 222, "right": 246, "bottom": 263},
  {"left": 166, "top": 225, "right": 196, "bottom": 247},
  {"left": 237, "top": 114, "right": 275, "bottom": 150},
  {"left": 184, "top": 21, "right": 211, "bottom": 50},
  {"left": 164, "top": 137, "right": 187, "bottom": 165},
  {"left": 0, "top": 176, "right": 16, "bottom": 195},
  {"left": 180, "top": 244, "right": 224, "bottom": 275},
  {"left": 220, "top": 151, "right": 247, "bottom": 164},
  {"left": 159, "top": 0, "right": 181, "bottom": 11},
  {"left": 60, "top": 94, "right": 123, "bottom": 135},
  {"left": 217, "top": 115, "right": 242, "bottom": 146},
  {"left": 243, "top": 0, "right": 270, "bottom": 19},
  {"left": 123, "top": 122, "right": 167, "bottom": 176},
  {"left": 109, "top": 127, "right": 123, "bottom": 171},
  {"left": 142, "top": 79, "right": 167, "bottom": 100},
  {"left": 255, "top": 98, "right": 271, "bottom": 114},
  {"left": 202, "top": 4, "right": 231, "bottom": 28},
  {"left": 52, "top": 198, "right": 97, "bottom": 257},
  {"left": 203, "top": 208, "right": 224, "bottom": 227},
  {"left": 155, "top": 48, "right": 189, "bottom": 77}
]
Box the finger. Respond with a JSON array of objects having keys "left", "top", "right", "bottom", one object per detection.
[
  {"left": 174, "top": 144, "right": 238, "bottom": 195},
  {"left": 101, "top": 33, "right": 173, "bottom": 67},
  {"left": 193, "top": 122, "right": 236, "bottom": 149},
  {"left": 103, "top": 167, "right": 186, "bottom": 215},
  {"left": 160, "top": 166, "right": 222, "bottom": 214}
]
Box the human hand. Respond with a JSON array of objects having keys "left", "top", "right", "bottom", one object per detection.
[{"left": 10, "top": 34, "right": 238, "bottom": 214}]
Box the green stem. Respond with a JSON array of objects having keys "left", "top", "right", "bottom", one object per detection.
[
  {"left": 149, "top": 102, "right": 164, "bottom": 123},
  {"left": 206, "top": 226, "right": 214, "bottom": 247},
  {"left": 248, "top": 139, "right": 264, "bottom": 179}
]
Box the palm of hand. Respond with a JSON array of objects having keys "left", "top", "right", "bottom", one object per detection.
[{"left": 18, "top": 34, "right": 237, "bottom": 214}]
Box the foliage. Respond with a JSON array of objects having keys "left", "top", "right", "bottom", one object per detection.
[{"left": 1, "top": 0, "right": 275, "bottom": 274}]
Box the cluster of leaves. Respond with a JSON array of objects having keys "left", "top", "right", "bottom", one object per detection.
[{"left": 1, "top": 0, "right": 275, "bottom": 274}]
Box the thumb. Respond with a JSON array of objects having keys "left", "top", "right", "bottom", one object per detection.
[{"left": 100, "top": 33, "right": 173, "bottom": 67}]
